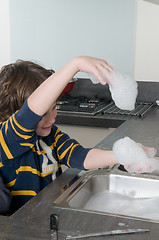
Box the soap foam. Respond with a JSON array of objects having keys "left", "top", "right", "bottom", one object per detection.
[
  {"left": 89, "top": 69, "right": 138, "bottom": 111},
  {"left": 113, "top": 137, "right": 159, "bottom": 173},
  {"left": 109, "top": 71, "right": 138, "bottom": 111},
  {"left": 88, "top": 73, "right": 101, "bottom": 84}
]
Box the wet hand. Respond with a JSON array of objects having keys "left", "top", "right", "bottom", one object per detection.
[
  {"left": 74, "top": 56, "right": 113, "bottom": 85},
  {"left": 113, "top": 136, "right": 159, "bottom": 174}
]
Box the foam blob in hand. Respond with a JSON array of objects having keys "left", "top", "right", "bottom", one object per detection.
[
  {"left": 113, "top": 137, "right": 159, "bottom": 173},
  {"left": 109, "top": 71, "right": 138, "bottom": 111},
  {"left": 88, "top": 73, "right": 101, "bottom": 84},
  {"left": 89, "top": 69, "right": 138, "bottom": 111}
]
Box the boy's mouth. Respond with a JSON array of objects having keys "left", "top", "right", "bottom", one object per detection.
[{"left": 42, "top": 126, "right": 52, "bottom": 130}]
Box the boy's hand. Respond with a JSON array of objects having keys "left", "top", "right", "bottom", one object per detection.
[
  {"left": 125, "top": 144, "right": 158, "bottom": 173},
  {"left": 113, "top": 136, "right": 159, "bottom": 173},
  {"left": 73, "top": 56, "right": 113, "bottom": 85}
]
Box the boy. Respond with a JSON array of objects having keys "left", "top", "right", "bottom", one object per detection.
[{"left": 0, "top": 56, "right": 153, "bottom": 213}]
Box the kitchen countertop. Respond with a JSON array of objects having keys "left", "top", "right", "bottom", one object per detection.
[{"left": 1, "top": 81, "right": 159, "bottom": 239}]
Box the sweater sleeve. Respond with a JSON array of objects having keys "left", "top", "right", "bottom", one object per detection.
[
  {"left": 0, "top": 100, "right": 43, "bottom": 162},
  {"left": 51, "top": 125, "right": 92, "bottom": 170}
]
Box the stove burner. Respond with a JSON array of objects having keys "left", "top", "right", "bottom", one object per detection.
[
  {"left": 57, "top": 100, "right": 69, "bottom": 105},
  {"left": 56, "top": 95, "right": 154, "bottom": 118},
  {"left": 56, "top": 95, "right": 109, "bottom": 115},
  {"left": 78, "top": 103, "right": 96, "bottom": 108},
  {"left": 88, "top": 99, "right": 100, "bottom": 103}
]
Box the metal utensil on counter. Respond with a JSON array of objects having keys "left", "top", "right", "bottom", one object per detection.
[
  {"left": 65, "top": 228, "right": 150, "bottom": 239},
  {"left": 50, "top": 214, "right": 58, "bottom": 240}
]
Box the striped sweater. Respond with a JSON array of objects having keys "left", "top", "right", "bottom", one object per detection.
[{"left": 0, "top": 100, "right": 90, "bottom": 213}]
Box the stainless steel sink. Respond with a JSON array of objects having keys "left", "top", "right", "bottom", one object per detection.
[{"left": 54, "top": 170, "right": 159, "bottom": 222}]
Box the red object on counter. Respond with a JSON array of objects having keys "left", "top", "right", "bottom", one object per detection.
[{"left": 61, "top": 81, "right": 76, "bottom": 95}]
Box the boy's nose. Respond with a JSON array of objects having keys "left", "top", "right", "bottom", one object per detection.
[{"left": 46, "top": 109, "right": 57, "bottom": 124}]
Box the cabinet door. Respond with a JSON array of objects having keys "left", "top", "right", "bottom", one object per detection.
[
  {"left": 57, "top": 124, "right": 114, "bottom": 148},
  {"left": 134, "top": 0, "right": 159, "bottom": 81}
]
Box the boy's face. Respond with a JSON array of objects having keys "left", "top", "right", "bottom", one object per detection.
[{"left": 36, "top": 104, "right": 57, "bottom": 137}]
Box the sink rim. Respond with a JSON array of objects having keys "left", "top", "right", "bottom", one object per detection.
[{"left": 53, "top": 168, "right": 159, "bottom": 223}]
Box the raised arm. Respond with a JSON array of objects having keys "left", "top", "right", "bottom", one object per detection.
[{"left": 28, "top": 56, "right": 112, "bottom": 116}]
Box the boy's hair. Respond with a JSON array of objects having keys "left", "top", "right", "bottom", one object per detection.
[{"left": 0, "top": 60, "right": 54, "bottom": 121}]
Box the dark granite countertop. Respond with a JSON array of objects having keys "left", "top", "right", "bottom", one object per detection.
[{"left": 1, "top": 81, "right": 159, "bottom": 239}]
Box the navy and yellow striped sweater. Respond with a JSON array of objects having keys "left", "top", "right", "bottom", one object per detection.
[{"left": 0, "top": 100, "right": 90, "bottom": 213}]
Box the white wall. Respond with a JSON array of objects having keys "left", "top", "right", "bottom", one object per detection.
[
  {"left": 134, "top": 0, "right": 159, "bottom": 81},
  {"left": 0, "top": 0, "right": 10, "bottom": 68},
  {"left": 9, "top": 0, "right": 136, "bottom": 77},
  {"left": 2, "top": 0, "right": 159, "bottom": 82}
]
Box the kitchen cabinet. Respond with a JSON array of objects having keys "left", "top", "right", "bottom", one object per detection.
[
  {"left": 57, "top": 124, "right": 114, "bottom": 148},
  {"left": 134, "top": 0, "right": 159, "bottom": 81},
  {"left": 57, "top": 124, "right": 114, "bottom": 172}
]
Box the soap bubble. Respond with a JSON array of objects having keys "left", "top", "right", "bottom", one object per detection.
[
  {"left": 113, "top": 137, "right": 159, "bottom": 173},
  {"left": 137, "top": 143, "right": 157, "bottom": 158},
  {"left": 109, "top": 71, "right": 138, "bottom": 111},
  {"left": 88, "top": 73, "right": 101, "bottom": 84},
  {"left": 88, "top": 69, "right": 109, "bottom": 85},
  {"left": 89, "top": 69, "right": 138, "bottom": 111}
]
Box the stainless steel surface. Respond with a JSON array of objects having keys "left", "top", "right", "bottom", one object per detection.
[
  {"left": 54, "top": 170, "right": 159, "bottom": 222},
  {"left": 65, "top": 228, "right": 150, "bottom": 239}
]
